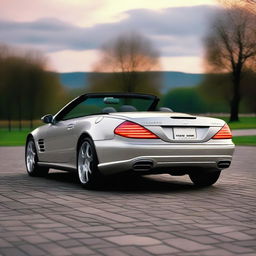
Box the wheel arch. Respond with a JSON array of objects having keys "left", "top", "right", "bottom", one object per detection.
[
  {"left": 25, "top": 134, "right": 35, "bottom": 152},
  {"left": 76, "top": 132, "right": 94, "bottom": 152},
  {"left": 76, "top": 132, "right": 100, "bottom": 170},
  {"left": 25, "top": 133, "right": 40, "bottom": 158},
  {"left": 26, "top": 133, "right": 34, "bottom": 144}
]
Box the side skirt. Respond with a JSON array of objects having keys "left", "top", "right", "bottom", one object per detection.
[{"left": 37, "top": 162, "right": 77, "bottom": 172}]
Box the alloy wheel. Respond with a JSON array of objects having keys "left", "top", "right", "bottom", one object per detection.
[
  {"left": 26, "top": 140, "right": 36, "bottom": 173},
  {"left": 78, "top": 141, "right": 93, "bottom": 184}
]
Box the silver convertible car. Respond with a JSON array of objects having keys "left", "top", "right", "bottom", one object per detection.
[{"left": 25, "top": 93, "right": 235, "bottom": 188}]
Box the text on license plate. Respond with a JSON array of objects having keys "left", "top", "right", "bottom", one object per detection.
[{"left": 173, "top": 128, "right": 197, "bottom": 140}]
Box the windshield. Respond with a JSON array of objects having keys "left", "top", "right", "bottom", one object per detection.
[{"left": 56, "top": 93, "right": 158, "bottom": 121}]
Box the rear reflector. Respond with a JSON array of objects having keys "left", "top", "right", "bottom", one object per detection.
[
  {"left": 212, "top": 124, "right": 232, "bottom": 139},
  {"left": 114, "top": 121, "right": 159, "bottom": 139}
]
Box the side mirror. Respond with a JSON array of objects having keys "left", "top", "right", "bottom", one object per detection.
[{"left": 41, "top": 114, "right": 54, "bottom": 124}]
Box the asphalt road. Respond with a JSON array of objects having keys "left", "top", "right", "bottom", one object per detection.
[
  {"left": 0, "top": 146, "right": 256, "bottom": 256},
  {"left": 232, "top": 129, "right": 256, "bottom": 136}
]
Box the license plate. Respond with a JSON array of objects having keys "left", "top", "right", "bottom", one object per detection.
[{"left": 173, "top": 127, "right": 197, "bottom": 140}]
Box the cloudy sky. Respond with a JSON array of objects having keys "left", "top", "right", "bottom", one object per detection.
[{"left": 0, "top": 0, "right": 220, "bottom": 73}]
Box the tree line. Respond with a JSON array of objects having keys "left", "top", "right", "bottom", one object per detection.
[
  {"left": 88, "top": 2, "right": 256, "bottom": 121},
  {"left": 1, "top": 0, "right": 256, "bottom": 130},
  {"left": 203, "top": 0, "right": 256, "bottom": 121},
  {"left": 0, "top": 45, "right": 67, "bottom": 130},
  {"left": 162, "top": 1, "right": 256, "bottom": 115}
]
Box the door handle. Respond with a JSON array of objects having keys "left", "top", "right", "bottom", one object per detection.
[{"left": 67, "top": 124, "right": 75, "bottom": 130}]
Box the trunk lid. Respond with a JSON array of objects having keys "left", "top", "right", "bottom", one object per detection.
[{"left": 110, "top": 112, "right": 225, "bottom": 142}]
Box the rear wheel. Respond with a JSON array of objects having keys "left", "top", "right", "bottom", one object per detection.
[
  {"left": 25, "top": 138, "right": 49, "bottom": 177},
  {"left": 77, "top": 138, "right": 101, "bottom": 188},
  {"left": 189, "top": 169, "right": 221, "bottom": 187}
]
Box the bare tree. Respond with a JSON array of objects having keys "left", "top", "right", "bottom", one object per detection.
[
  {"left": 204, "top": 6, "right": 256, "bottom": 121},
  {"left": 89, "top": 33, "right": 161, "bottom": 94},
  {"left": 218, "top": 0, "right": 256, "bottom": 13},
  {"left": 243, "top": 0, "right": 256, "bottom": 13}
]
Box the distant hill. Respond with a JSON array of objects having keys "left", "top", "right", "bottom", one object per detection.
[
  {"left": 59, "top": 72, "right": 87, "bottom": 90},
  {"left": 58, "top": 71, "right": 204, "bottom": 93},
  {"left": 161, "top": 72, "right": 204, "bottom": 93}
]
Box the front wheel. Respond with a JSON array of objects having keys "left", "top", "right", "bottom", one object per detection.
[
  {"left": 189, "top": 169, "right": 221, "bottom": 187},
  {"left": 77, "top": 138, "right": 101, "bottom": 189},
  {"left": 25, "top": 138, "right": 49, "bottom": 177}
]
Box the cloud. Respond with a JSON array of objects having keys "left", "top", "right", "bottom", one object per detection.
[{"left": 0, "top": 5, "right": 219, "bottom": 57}]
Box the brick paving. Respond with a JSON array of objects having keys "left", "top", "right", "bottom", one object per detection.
[{"left": 0, "top": 146, "right": 256, "bottom": 256}]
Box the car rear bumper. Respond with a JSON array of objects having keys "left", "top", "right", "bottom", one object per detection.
[{"left": 95, "top": 138, "right": 235, "bottom": 175}]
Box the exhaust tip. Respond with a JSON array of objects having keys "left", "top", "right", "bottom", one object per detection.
[
  {"left": 133, "top": 160, "right": 153, "bottom": 171},
  {"left": 218, "top": 161, "right": 231, "bottom": 169}
]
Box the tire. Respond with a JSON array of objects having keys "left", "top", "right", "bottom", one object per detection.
[
  {"left": 25, "top": 138, "right": 49, "bottom": 177},
  {"left": 189, "top": 169, "right": 221, "bottom": 187},
  {"left": 77, "top": 138, "right": 101, "bottom": 189}
]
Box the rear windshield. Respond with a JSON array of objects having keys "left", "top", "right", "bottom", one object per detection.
[{"left": 60, "top": 95, "right": 156, "bottom": 121}]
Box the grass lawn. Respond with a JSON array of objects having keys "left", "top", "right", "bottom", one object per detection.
[
  {"left": 0, "top": 129, "right": 30, "bottom": 146},
  {"left": 0, "top": 116, "right": 256, "bottom": 146},
  {"left": 1, "top": 129, "right": 256, "bottom": 147},
  {"left": 214, "top": 116, "right": 256, "bottom": 130},
  {"left": 232, "top": 136, "right": 256, "bottom": 146}
]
